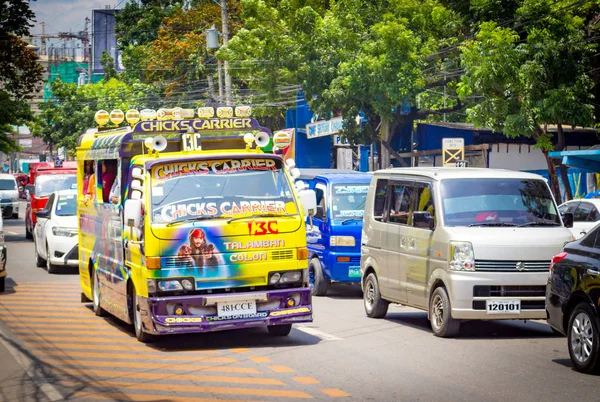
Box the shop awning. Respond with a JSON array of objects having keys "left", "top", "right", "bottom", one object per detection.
[{"left": 549, "top": 149, "right": 600, "bottom": 173}]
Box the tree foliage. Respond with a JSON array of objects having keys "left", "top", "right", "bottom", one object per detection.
[{"left": 0, "top": 0, "right": 44, "bottom": 154}]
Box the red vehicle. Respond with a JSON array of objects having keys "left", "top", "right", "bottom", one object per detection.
[{"left": 25, "top": 161, "right": 77, "bottom": 240}]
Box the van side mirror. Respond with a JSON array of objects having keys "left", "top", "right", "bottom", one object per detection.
[
  {"left": 562, "top": 212, "right": 574, "bottom": 228},
  {"left": 26, "top": 184, "right": 34, "bottom": 196},
  {"left": 124, "top": 199, "right": 142, "bottom": 228}
]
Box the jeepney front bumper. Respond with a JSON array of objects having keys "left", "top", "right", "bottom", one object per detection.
[{"left": 138, "top": 287, "right": 313, "bottom": 335}]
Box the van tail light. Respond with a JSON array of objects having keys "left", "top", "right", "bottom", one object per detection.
[{"left": 550, "top": 252, "right": 568, "bottom": 272}]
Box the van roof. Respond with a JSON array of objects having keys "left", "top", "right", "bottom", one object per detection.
[
  {"left": 373, "top": 167, "right": 546, "bottom": 181},
  {"left": 0, "top": 174, "right": 16, "bottom": 180},
  {"left": 298, "top": 169, "right": 372, "bottom": 182}
]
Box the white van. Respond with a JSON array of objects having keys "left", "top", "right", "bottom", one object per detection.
[{"left": 360, "top": 167, "right": 574, "bottom": 337}]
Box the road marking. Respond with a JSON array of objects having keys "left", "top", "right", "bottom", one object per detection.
[
  {"left": 321, "top": 389, "right": 351, "bottom": 397},
  {"left": 60, "top": 379, "right": 314, "bottom": 399},
  {"left": 18, "top": 334, "right": 144, "bottom": 344},
  {"left": 0, "top": 328, "right": 64, "bottom": 401},
  {"left": 11, "top": 328, "right": 127, "bottom": 336},
  {"left": 38, "top": 349, "right": 235, "bottom": 363},
  {"left": 269, "top": 365, "right": 295, "bottom": 373},
  {"left": 41, "top": 358, "right": 262, "bottom": 374},
  {"left": 295, "top": 325, "right": 343, "bottom": 341},
  {"left": 66, "top": 391, "right": 258, "bottom": 402},
  {"left": 230, "top": 347, "right": 251, "bottom": 353},
  {"left": 250, "top": 356, "right": 271, "bottom": 363},
  {"left": 58, "top": 367, "right": 285, "bottom": 386},
  {"left": 294, "top": 377, "right": 321, "bottom": 385},
  {"left": 7, "top": 231, "right": 18, "bottom": 235}
]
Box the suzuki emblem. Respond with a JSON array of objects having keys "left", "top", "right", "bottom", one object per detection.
[{"left": 516, "top": 262, "right": 525, "bottom": 271}]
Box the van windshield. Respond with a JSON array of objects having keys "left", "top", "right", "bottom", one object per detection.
[
  {"left": 0, "top": 179, "right": 16, "bottom": 190},
  {"left": 150, "top": 158, "right": 299, "bottom": 224},
  {"left": 331, "top": 184, "right": 370, "bottom": 219},
  {"left": 440, "top": 178, "right": 561, "bottom": 227}
]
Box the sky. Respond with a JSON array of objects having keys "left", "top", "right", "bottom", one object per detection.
[{"left": 29, "top": 0, "right": 127, "bottom": 49}]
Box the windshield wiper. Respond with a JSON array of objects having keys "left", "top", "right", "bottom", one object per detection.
[
  {"left": 518, "top": 221, "right": 560, "bottom": 227},
  {"left": 341, "top": 218, "right": 362, "bottom": 225},
  {"left": 469, "top": 222, "right": 518, "bottom": 227},
  {"left": 227, "top": 213, "right": 296, "bottom": 224},
  {"left": 166, "top": 216, "right": 222, "bottom": 227}
]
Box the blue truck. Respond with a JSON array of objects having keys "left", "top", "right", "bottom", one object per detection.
[{"left": 297, "top": 170, "right": 373, "bottom": 296}]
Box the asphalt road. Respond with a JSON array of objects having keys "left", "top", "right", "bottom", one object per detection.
[{"left": 1, "top": 201, "right": 599, "bottom": 401}]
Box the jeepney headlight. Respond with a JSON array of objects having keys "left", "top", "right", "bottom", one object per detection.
[
  {"left": 270, "top": 273, "right": 281, "bottom": 284},
  {"left": 330, "top": 236, "right": 356, "bottom": 247},
  {"left": 181, "top": 279, "right": 194, "bottom": 290},
  {"left": 449, "top": 241, "right": 475, "bottom": 271},
  {"left": 158, "top": 280, "right": 183, "bottom": 291},
  {"left": 147, "top": 279, "right": 157, "bottom": 293},
  {"left": 281, "top": 271, "right": 302, "bottom": 283}
]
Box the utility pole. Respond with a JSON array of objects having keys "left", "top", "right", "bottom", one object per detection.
[{"left": 220, "top": 0, "right": 232, "bottom": 105}]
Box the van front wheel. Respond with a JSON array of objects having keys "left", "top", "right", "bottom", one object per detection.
[
  {"left": 363, "top": 273, "right": 388, "bottom": 318},
  {"left": 429, "top": 287, "right": 461, "bottom": 337},
  {"left": 309, "top": 258, "right": 329, "bottom": 296}
]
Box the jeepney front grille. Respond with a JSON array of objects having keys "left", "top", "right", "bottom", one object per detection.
[
  {"left": 271, "top": 250, "right": 294, "bottom": 261},
  {"left": 162, "top": 256, "right": 195, "bottom": 269},
  {"left": 474, "top": 260, "right": 549, "bottom": 272}
]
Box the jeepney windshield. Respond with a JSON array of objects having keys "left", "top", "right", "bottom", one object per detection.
[
  {"left": 150, "top": 158, "right": 299, "bottom": 224},
  {"left": 441, "top": 178, "right": 561, "bottom": 227},
  {"left": 35, "top": 175, "right": 77, "bottom": 197},
  {"left": 331, "top": 184, "right": 370, "bottom": 219}
]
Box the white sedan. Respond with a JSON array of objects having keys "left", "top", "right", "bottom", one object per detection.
[
  {"left": 34, "top": 190, "right": 78, "bottom": 274},
  {"left": 558, "top": 198, "right": 600, "bottom": 239}
]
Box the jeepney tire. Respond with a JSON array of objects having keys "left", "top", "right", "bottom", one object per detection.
[
  {"left": 363, "top": 273, "right": 389, "bottom": 319},
  {"left": 0, "top": 277, "right": 5, "bottom": 293},
  {"left": 309, "top": 258, "right": 329, "bottom": 297},
  {"left": 567, "top": 302, "right": 600, "bottom": 373},
  {"left": 267, "top": 324, "right": 292, "bottom": 337},
  {"left": 132, "top": 286, "right": 156, "bottom": 343},
  {"left": 92, "top": 268, "right": 108, "bottom": 317},
  {"left": 429, "top": 286, "right": 461, "bottom": 338},
  {"left": 34, "top": 237, "right": 46, "bottom": 267}
]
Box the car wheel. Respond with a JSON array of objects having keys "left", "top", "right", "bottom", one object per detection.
[
  {"left": 132, "top": 286, "right": 155, "bottom": 343},
  {"left": 309, "top": 258, "right": 329, "bottom": 296},
  {"left": 92, "top": 268, "right": 107, "bottom": 317},
  {"left": 568, "top": 302, "right": 600, "bottom": 373},
  {"left": 0, "top": 277, "right": 5, "bottom": 293},
  {"left": 267, "top": 324, "right": 292, "bottom": 337},
  {"left": 363, "top": 272, "right": 389, "bottom": 318},
  {"left": 12, "top": 213, "right": 18, "bottom": 219},
  {"left": 429, "top": 287, "right": 461, "bottom": 337},
  {"left": 34, "top": 236, "right": 46, "bottom": 267},
  {"left": 46, "top": 244, "right": 58, "bottom": 274}
]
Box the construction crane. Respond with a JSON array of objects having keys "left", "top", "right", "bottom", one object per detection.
[{"left": 32, "top": 19, "right": 90, "bottom": 62}]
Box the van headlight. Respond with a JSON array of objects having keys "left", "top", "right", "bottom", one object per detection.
[
  {"left": 330, "top": 236, "right": 356, "bottom": 247},
  {"left": 449, "top": 241, "right": 475, "bottom": 271}
]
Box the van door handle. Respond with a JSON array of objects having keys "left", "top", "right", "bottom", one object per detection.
[
  {"left": 409, "top": 238, "right": 415, "bottom": 249},
  {"left": 587, "top": 269, "right": 600, "bottom": 277},
  {"left": 400, "top": 237, "right": 407, "bottom": 249}
]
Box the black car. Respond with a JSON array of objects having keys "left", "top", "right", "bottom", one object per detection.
[{"left": 546, "top": 224, "right": 600, "bottom": 373}]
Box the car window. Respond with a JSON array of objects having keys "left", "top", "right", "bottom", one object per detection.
[
  {"left": 55, "top": 194, "right": 77, "bottom": 216},
  {"left": 574, "top": 203, "right": 594, "bottom": 222},
  {"left": 0, "top": 179, "right": 16, "bottom": 190},
  {"left": 414, "top": 184, "right": 435, "bottom": 229},
  {"left": 587, "top": 206, "right": 599, "bottom": 222},
  {"left": 581, "top": 225, "right": 600, "bottom": 248},
  {"left": 388, "top": 183, "right": 413, "bottom": 225},
  {"left": 315, "top": 186, "right": 326, "bottom": 220},
  {"left": 373, "top": 179, "right": 388, "bottom": 222}
]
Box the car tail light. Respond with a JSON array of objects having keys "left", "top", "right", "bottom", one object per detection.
[{"left": 550, "top": 252, "right": 568, "bottom": 272}]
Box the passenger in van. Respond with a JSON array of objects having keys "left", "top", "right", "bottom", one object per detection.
[
  {"left": 101, "top": 160, "right": 117, "bottom": 203},
  {"left": 83, "top": 161, "right": 94, "bottom": 195}
]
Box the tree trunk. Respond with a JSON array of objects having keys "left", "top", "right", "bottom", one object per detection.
[
  {"left": 555, "top": 124, "right": 573, "bottom": 201},
  {"left": 543, "top": 150, "right": 562, "bottom": 204},
  {"left": 379, "top": 120, "right": 391, "bottom": 168}
]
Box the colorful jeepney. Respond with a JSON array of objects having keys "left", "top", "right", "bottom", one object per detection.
[{"left": 76, "top": 106, "right": 316, "bottom": 342}]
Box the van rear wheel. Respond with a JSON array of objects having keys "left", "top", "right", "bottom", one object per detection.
[
  {"left": 309, "top": 258, "right": 329, "bottom": 296},
  {"left": 363, "top": 273, "right": 388, "bottom": 318},
  {"left": 132, "top": 286, "right": 156, "bottom": 343},
  {"left": 429, "top": 287, "right": 461, "bottom": 337},
  {"left": 92, "top": 268, "right": 107, "bottom": 317}
]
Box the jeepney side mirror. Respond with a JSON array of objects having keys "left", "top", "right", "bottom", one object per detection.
[
  {"left": 298, "top": 189, "right": 317, "bottom": 230},
  {"left": 124, "top": 199, "right": 142, "bottom": 239}
]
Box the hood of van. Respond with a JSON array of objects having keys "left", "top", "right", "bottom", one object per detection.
[
  {"left": 443, "top": 226, "right": 574, "bottom": 261},
  {"left": 0, "top": 190, "right": 18, "bottom": 200}
]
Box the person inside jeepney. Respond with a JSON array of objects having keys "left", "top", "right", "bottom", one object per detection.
[
  {"left": 82, "top": 161, "right": 94, "bottom": 196},
  {"left": 101, "top": 160, "right": 117, "bottom": 203}
]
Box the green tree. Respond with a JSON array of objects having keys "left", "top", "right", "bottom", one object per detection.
[
  {"left": 219, "top": 0, "right": 465, "bottom": 167},
  {"left": 458, "top": 0, "right": 597, "bottom": 202},
  {"left": 101, "top": 51, "right": 119, "bottom": 82},
  {"left": 0, "top": 0, "right": 44, "bottom": 154}
]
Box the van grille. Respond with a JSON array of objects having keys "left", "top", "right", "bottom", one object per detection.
[
  {"left": 475, "top": 260, "right": 549, "bottom": 272},
  {"left": 473, "top": 285, "right": 546, "bottom": 298},
  {"left": 271, "top": 250, "right": 294, "bottom": 260},
  {"left": 162, "top": 256, "right": 195, "bottom": 269}
]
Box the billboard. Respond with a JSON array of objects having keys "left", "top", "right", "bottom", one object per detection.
[{"left": 92, "top": 9, "right": 124, "bottom": 74}]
